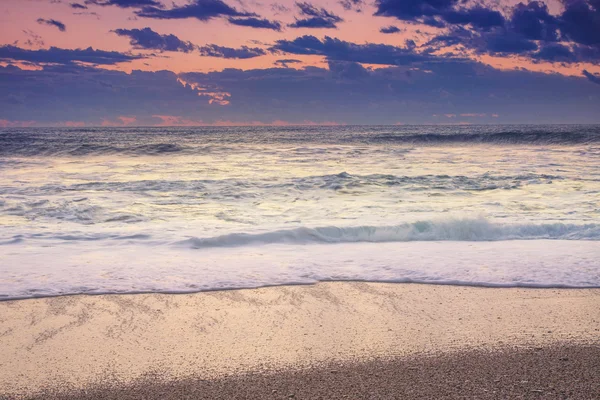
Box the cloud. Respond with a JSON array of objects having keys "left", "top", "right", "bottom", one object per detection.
[
  {"left": 380, "top": 25, "right": 401, "bottom": 34},
  {"left": 509, "top": 2, "right": 559, "bottom": 42},
  {"left": 62, "top": 121, "right": 86, "bottom": 127},
  {"left": 421, "top": 0, "right": 600, "bottom": 63},
  {"left": 36, "top": 18, "right": 67, "bottom": 32},
  {"left": 135, "top": 0, "right": 254, "bottom": 21},
  {"left": 583, "top": 70, "right": 600, "bottom": 85},
  {"left": 0, "top": 45, "right": 143, "bottom": 65},
  {"left": 198, "top": 44, "right": 266, "bottom": 59},
  {"left": 2, "top": 60, "right": 600, "bottom": 125},
  {"left": 560, "top": 0, "right": 600, "bottom": 47},
  {"left": 21, "top": 30, "right": 45, "bottom": 47},
  {"left": 482, "top": 31, "right": 538, "bottom": 54},
  {"left": 70, "top": 3, "right": 88, "bottom": 9},
  {"left": 533, "top": 43, "right": 576, "bottom": 62},
  {"left": 373, "top": 0, "right": 503, "bottom": 28},
  {"left": 0, "top": 65, "right": 213, "bottom": 124},
  {"left": 177, "top": 61, "right": 600, "bottom": 124},
  {"left": 373, "top": 0, "right": 455, "bottom": 20},
  {"left": 442, "top": 7, "right": 504, "bottom": 29},
  {"left": 0, "top": 119, "right": 36, "bottom": 128},
  {"left": 271, "top": 35, "right": 437, "bottom": 65},
  {"left": 85, "top": 0, "right": 162, "bottom": 8},
  {"left": 339, "top": 0, "right": 363, "bottom": 12},
  {"left": 289, "top": 2, "right": 343, "bottom": 29},
  {"left": 271, "top": 3, "right": 290, "bottom": 14},
  {"left": 228, "top": 17, "right": 282, "bottom": 31},
  {"left": 113, "top": 27, "right": 196, "bottom": 52},
  {"left": 274, "top": 58, "right": 302, "bottom": 67},
  {"left": 74, "top": 11, "right": 101, "bottom": 18},
  {"left": 327, "top": 60, "right": 369, "bottom": 79},
  {"left": 151, "top": 115, "right": 207, "bottom": 126}
]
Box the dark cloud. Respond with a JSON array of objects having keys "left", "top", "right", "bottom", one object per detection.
[
  {"left": 70, "top": 3, "right": 88, "bottom": 9},
  {"left": 271, "top": 35, "right": 437, "bottom": 65},
  {"left": 427, "top": 27, "right": 539, "bottom": 56},
  {"left": 176, "top": 61, "right": 600, "bottom": 124},
  {"left": 583, "top": 69, "right": 600, "bottom": 85},
  {"left": 0, "top": 45, "right": 143, "bottom": 66},
  {"left": 339, "top": 0, "right": 363, "bottom": 12},
  {"left": 560, "top": 0, "right": 600, "bottom": 47},
  {"left": 442, "top": 7, "right": 504, "bottom": 29},
  {"left": 36, "top": 18, "right": 67, "bottom": 32},
  {"left": 532, "top": 43, "right": 575, "bottom": 62},
  {"left": 373, "top": 0, "right": 452, "bottom": 26},
  {"left": 289, "top": 2, "right": 343, "bottom": 29},
  {"left": 21, "top": 30, "right": 45, "bottom": 47},
  {"left": 374, "top": 0, "right": 505, "bottom": 29},
  {"left": 510, "top": 2, "right": 559, "bottom": 42},
  {"left": 421, "top": 0, "right": 600, "bottom": 63},
  {"left": 0, "top": 66, "right": 211, "bottom": 124},
  {"left": 274, "top": 58, "right": 302, "bottom": 67},
  {"left": 198, "top": 44, "right": 266, "bottom": 59},
  {"left": 327, "top": 60, "right": 369, "bottom": 79},
  {"left": 135, "top": 0, "right": 254, "bottom": 21},
  {"left": 270, "top": 2, "right": 290, "bottom": 14},
  {"left": 483, "top": 31, "right": 538, "bottom": 54},
  {"left": 74, "top": 11, "right": 101, "bottom": 18},
  {"left": 1, "top": 59, "right": 599, "bottom": 125},
  {"left": 380, "top": 25, "right": 401, "bottom": 34},
  {"left": 113, "top": 27, "right": 196, "bottom": 52},
  {"left": 374, "top": 0, "right": 454, "bottom": 20},
  {"left": 228, "top": 17, "right": 282, "bottom": 30},
  {"left": 85, "top": 0, "right": 162, "bottom": 8}
]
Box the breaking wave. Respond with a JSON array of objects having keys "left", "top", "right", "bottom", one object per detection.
[{"left": 177, "top": 218, "right": 600, "bottom": 249}]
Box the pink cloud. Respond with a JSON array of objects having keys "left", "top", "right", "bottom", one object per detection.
[
  {"left": 62, "top": 121, "right": 86, "bottom": 127},
  {"left": 151, "top": 116, "right": 344, "bottom": 127},
  {"left": 118, "top": 116, "right": 137, "bottom": 126},
  {"left": 152, "top": 115, "right": 206, "bottom": 126},
  {"left": 0, "top": 119, "right": 36, "bottom": 127},
  {"left": 101, "top": 116, "right": 137, "bottom": 126}
]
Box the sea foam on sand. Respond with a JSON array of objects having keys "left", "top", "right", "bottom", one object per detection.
[{"left": 1, "top": 239, "right": 599, "bottom": 300}]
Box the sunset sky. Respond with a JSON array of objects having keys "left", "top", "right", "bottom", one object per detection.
[{"left": 1, "top": 0, "right": 600, "bottom": 126}]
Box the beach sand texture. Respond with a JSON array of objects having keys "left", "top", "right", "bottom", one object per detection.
[{"left": 1, "top": 282, "right": 599, "bottom": 398}]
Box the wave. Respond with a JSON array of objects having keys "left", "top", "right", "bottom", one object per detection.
[
  {"left": 0, "top": 142, "right": 190, "bottom": 157},
  {"left": 176, "top": 219, "right": 600, "bottom": 249},
  {"left": 2, "top": 172, "right": 564, "bottom": 200},
  {"left": 369, "top": 131, "right": 600, "bottom": 145},
  {"left": 1, "top": 125, "right": 599, "bottom": 157}
]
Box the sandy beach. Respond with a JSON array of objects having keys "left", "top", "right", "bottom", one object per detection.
[{"left": 1, "top": 282, "right": 599, "bottom": 399}]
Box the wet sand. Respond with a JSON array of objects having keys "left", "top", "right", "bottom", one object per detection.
[
  {"left": 22, "top": 344, "right": 600, "bottom": 399},
  {"left": 1, "top": 282, "right": 599, "bottom": 398}
]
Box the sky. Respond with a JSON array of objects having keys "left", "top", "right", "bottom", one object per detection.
[{"left": 0, "top": 0, "right": 599, "bottom": 126}]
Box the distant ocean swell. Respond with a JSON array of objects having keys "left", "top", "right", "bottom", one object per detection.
[
  {"left": 1, "top": 127, "right": 600, "bottom": 157},
  {"left": 0, "top": 172, "right": 569, "bottom": 196}
]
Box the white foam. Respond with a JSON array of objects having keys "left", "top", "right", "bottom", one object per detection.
[{"left": 1, "top": 240, "right": 598, "bottom": 300}]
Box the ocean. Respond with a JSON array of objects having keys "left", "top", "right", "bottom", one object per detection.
[{"left": 1, "top": 125, "right": 599, "bottom": 299}]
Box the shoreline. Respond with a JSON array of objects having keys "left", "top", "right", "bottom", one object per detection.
[
  {"left": 4, "top": 278, "right": 600, "bottom": 303},
  {"left": 1, "top": 282, "right": 599, "bottom": 397}
]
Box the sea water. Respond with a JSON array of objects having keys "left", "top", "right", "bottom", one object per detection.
[{"left": 1, "top": 125, "right": 599, "bottom": 299}]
